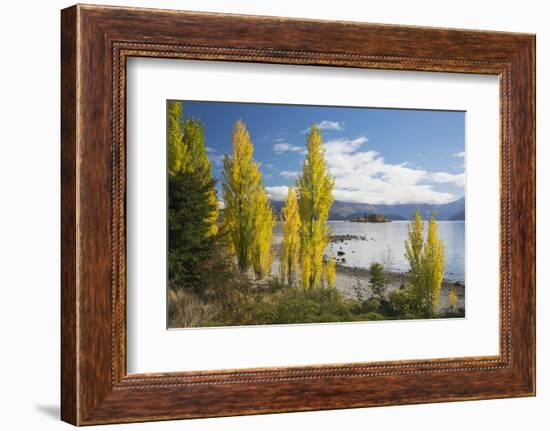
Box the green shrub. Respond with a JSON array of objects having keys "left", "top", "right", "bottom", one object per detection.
[
  {"left": 352, "top": 278, "right": 365, "bottom": 302},
  {"left": 363, "top": 297, "right": 381, "bottom": 313},
  {"left": 443, "top": 307, "right": 465, "bottom": 318},
  {"left": 369, "top": 262, "right": 386, "bottom": 297},
  {"left": 267, "top": 276, "right": 285, "bottom": 293},
  {"left": 209, "top": 286, "right": 363, "bottom": 326},
  {"left": 363, "top": 312, "right": 385, "bottom": 320},
  {"left": 378, "top": 298, "right": 394, "bottom": 316},
  {"left": 388, "top": 287, "right": 420, "bottom": 316}
]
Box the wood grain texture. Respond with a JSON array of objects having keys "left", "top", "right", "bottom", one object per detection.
[
  {"left": 60, "top": 5, "right": 78, "bottom": 425},
  {"left": 60, "top": 4, "right": 536, "bottom": 425}
]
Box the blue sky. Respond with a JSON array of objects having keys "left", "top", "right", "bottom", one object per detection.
[{"left": 176, "top": 100, "right": 465, "bottom": 204}]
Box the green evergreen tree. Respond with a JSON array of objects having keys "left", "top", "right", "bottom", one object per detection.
[
  {"left": 167, "top": 101, "right": 219, "bottom": 292},
  {"left": 181, "top": 117, "right": 218, "bottom": 236},
  {"left": 168, "top": 172, "right": 217, "bottom": 293}
]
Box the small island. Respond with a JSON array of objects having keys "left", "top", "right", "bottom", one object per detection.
[{"left": 351, "top": 213, "right": 391, "bottom": 223}]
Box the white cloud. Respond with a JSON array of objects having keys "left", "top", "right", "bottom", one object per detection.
[
  {"left": 302, "top": 120, "right": 344, "bottom": 134},
  {"left": 266, "top": 136, "right": 465, "bottom": 204},
  {"left": 430, "top": 172, "right": 465, "bottom": 187},
  {"left": 265, "top": 186, "right": 289, "bottom": 201},
  {"left": 453, "top": 151, "right": 466, "bottom": 168},
  {"left": 273, "top": 142, "right": 305, "bottom": 153},
  {"left": 323, "top": 136, "right": 464, "bottom": 204},
  {"left": 279, "top": 170, "right": 300, "bottom": 178},
  {"left": 316, "top": 120, "right": 343, "bottom": 131},
  {"left": 325, "top": 137, "right": 368, "bottom": 155}
]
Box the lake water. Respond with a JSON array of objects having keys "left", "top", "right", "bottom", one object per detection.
[{"left": 275, "top": 221, "right": 465, "bottom": 282}]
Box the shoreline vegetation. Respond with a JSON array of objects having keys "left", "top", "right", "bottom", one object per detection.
[{"left": 167, "top": 100, "right": 465, "bottom": 328}]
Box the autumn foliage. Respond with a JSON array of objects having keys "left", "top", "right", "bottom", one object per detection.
[
  {"left": 280, "top": 187, "right": 301, "bottom": 286},
  {"left": 222, "top": 120, "right": 274, "bottom": 277},
  {"left": 296, "top": 125, "right": 335, "bottom": 289},
  {"left": 167, "top": 101, "right": 219, "bottom": 292},
  {"left": 324, "top": 255, "right": 336, "bottom": 289},
  {"left": 167, "top": 103, "right": 456, "bottom": 328},
  {"left": 404, "top": 210, "right": 446, "bottom": 316},
  {"left": 251, "top": 186, "right": 276, "bottom": 280}
]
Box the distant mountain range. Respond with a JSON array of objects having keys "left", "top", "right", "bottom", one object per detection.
[{"left": 270, "top": 197, "right": 465, "bottom": 221}]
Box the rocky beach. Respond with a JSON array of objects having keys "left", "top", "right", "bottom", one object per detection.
[{"left": 270, "top": 238, "right": 465, "bottom": 315}]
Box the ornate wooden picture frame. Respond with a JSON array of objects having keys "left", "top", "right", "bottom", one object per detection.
[{"left": 61, "top": 4, "right": 535, "bottom": 425}]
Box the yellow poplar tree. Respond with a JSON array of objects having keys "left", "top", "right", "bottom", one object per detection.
[
  {"left": 404, "top": 209, "right": 425, "bottom": 304},
  {"left": 324, "top": 255, "right": 336, "bottom": 289},
  {"left": 251, "top": 187, "right": 275, "bottom": 279},
  {"left": 222, "top": 120, "right": 273, "bottom": 274},
  {"left": 448, "top": 287, "right": 458, "bottom": 310},
  {"left": 167, "top": 100, "right": 190, "bottom": 176},
  {"left": 404, "top": 210, "right": 446, "bottom": 316},
  {"left": 296, "top": 125, "right": 335, "bottom": 289},
  {"left": 280, "top": 187, "right": 301, "bottom": 286},
  {"left": 422, "top": 212, "right": 445, "bottom": 315}
]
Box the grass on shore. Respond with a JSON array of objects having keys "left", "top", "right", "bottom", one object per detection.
[{"left": 168, "top": 277, "right": 465, "bottom": 328}]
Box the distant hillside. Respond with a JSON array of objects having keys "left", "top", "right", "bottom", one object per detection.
[
  {"left": 449, "top": 210, "right": 465, "bottom": 221},
  {"left": 270, "top": 197, "right": 465, "bottom": 221}
]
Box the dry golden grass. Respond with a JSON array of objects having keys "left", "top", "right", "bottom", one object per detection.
[{"left": 168, "top": 289, "right": 218, "bottom": 328}]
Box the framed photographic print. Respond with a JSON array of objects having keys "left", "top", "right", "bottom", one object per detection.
[
  {"left": 162, "top": 100, "right": 466, "bottom": 330},
  {"left": 61, "top": 4, "right": 535, "bottom": 425}
]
